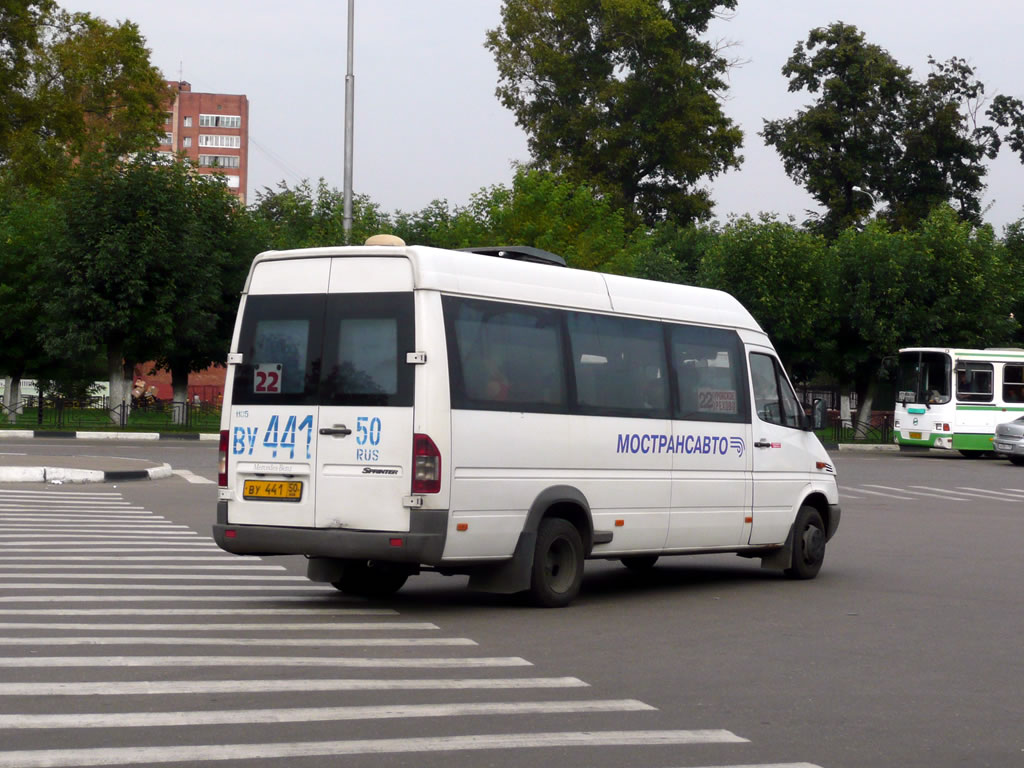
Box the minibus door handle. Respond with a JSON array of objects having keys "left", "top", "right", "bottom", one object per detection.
[
  {"left": 319, "top": 425, "right": 353, "bottom": 437},
  {"left": 753, "top": 439, "right": 772, "bottom": 449}
]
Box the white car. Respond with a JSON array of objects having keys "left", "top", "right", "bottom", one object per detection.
[{"left": 993, "top": 415, "right": 1024, "bottom": 465}]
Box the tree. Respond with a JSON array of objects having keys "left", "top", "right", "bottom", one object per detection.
[
  {"left": 1, "top": 5, "right": 169, "bottom": 189},
  {"left": 43, "top": 155, "right": 245, "bottom": 421},
  {"left": 250, "top": 179, "right": 392, "bottom": 249},
  {"left": 150, "top": 174, "right": 258, "bottom": 421},
  {"left": 486, "top": 0, "right": 743, "bottom": 226},
  {"left": 696, "top": 214, "right": 834, "bottom": 382},
  {"left": 828, "top": 207, "right": 1018, "bottom": 431},
  {"left": 762, "top": 23, "right": 1024, "bottom": 237},
  {"left": 0, "top": 183, "right": 64, "bottom": 420}
]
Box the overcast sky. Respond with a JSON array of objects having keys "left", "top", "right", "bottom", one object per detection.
[{"left": 67, "top": 1, "right": 1024, "bottom": 231}]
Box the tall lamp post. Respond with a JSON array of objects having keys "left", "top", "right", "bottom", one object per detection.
[
  {"left": 342, "top": 0, "right": 355, "bottom": 242},
  {"left": 852, "top": 185, "right": 876, "bottom": 212}
]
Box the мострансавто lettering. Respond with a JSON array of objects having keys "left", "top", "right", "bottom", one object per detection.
[{"left": 616, "top": 433, "right": 745, "bottom": 457}]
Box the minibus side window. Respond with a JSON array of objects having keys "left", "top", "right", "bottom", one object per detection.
[
  {"left": 321, "top": 292, "right": 414, "bottom": 407},
  {"left": 232, "top": 294, "right": 325, "bottom": 406},
  {"left": 1003, "top": 364, "right": 1024, "bottom": 403},
  {"left": 670, "top": 324, "right": 748, "bottom": 424},
  {"left": 750, "top": 352, "right": 801, "bottom": 428},
  {"left": 444, "top": 296, "right": 566, "bottom": 413},
  {"left": 566, "top": 312, "right": 669, "bottom": 418}
]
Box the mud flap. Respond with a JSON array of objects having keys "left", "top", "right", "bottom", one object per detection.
[
  {"left": 467, "top": 530, "right": 536, "bottom": 594},
  {"left": 759, "top": 525, "right": 794, "bottom": 571}
]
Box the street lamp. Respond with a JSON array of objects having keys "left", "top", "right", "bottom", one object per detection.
[
  {"left": 343, "top": 0, "right": 355, "bottom": 242},
  {"left": 852, "top": 185, "right": 876, "bottom": 209}
]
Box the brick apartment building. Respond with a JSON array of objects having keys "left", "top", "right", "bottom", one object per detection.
[{"left": 159, "top": 81, "right": 249, "bottom": 204}]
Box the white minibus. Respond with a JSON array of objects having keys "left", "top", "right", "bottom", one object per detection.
[{"left": 214, "top": 236, "right": 840, "bottom": 606}]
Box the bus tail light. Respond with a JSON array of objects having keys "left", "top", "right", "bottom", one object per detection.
[
  {"left": 218, "top": 430, "right": 229, "bottom": 487},
  {"left": 412, "top": 433, "right": 441, "bottom": 494}
]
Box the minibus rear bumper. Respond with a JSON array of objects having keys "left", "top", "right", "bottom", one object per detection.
[{"left": 213, "top": 502, "right": 447, "bottom": 564}]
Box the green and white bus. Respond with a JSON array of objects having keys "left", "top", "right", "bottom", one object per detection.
[{"left": 894, "top": 347, "right": 1024, "bottom": 455}]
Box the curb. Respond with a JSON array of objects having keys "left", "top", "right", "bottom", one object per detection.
[
  {"left": 825, "top": 443, "right": 901, "bottom": 452},
  {"left": 0, "top": 431, "right": 218, "bottom": 441},
  {"left": 0, "top": 462, "right": 173, "bottom": 485}
]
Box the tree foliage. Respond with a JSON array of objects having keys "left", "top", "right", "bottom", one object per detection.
[
  {"left": 696, "top": 214, "right": 833, "bottom": 380},
  {"left": 42, "top": 155, "right": 247, "bottom": 413},
  {"left": 0, "top": 4, "right": 169, "bottom": 189},
  {"left": 762, "top": 23, "right": 1024, "bottom": 237},
  {"left": 486, "top": 0, "right": 743, "bottom": 226}
]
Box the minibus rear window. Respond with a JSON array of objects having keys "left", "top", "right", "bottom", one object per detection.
[
  {"left": 232, "top": 294, "right": 325, "bottom": 406},
  {"left": 321, "top": 292, "right": 414, "bottom": 407}
]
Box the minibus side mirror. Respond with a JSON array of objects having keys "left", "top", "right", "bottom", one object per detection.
[{"left": 811, "top": 398, "right": 828, "bottom": 431}]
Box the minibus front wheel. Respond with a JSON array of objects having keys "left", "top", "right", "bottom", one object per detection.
[
  {"left": 529, "top": 518, "right": 584, "bottom": 608},
  {"left": 784, "top": 506, "right": 826, "bottom": 580}
]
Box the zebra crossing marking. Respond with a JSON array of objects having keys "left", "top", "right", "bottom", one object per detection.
[
  {"left": 0, "top": 699, "right": 653, "bottom": 729},
  {"left": 0, "top": 730, "right": 748, "bottom": 768},
  {"left": 0, "top": 655, "right": 533, "bottom": 668},
  {"left": 0, "top": 677, "right": 590, "bottom": 696}
]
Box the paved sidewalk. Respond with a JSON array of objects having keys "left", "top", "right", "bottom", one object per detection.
[{"left": 0, "top": 452, "right": 173, "bottom": 484}]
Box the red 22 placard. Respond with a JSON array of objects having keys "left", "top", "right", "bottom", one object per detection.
[{"left": 254, "top": 364, "right": 282, "bottom": 393}]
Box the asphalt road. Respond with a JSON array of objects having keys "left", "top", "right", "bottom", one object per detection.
[{"left": 0, "top": 439, "right": 1021, "bottom": 768}]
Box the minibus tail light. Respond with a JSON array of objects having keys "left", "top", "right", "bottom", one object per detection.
[
  {"left": 412, "top": 433, "right": 441, "bottom": 494},
  {"left": 218, "top": 430, "right": 229, "bottom": 487}
]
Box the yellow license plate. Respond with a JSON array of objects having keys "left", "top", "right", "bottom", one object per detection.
[
  {"left": 909, "top": 432, "right": 922, "bottom": 440},
  {"left": 243, "top": 480, "right": 302, "bottom": 502}
]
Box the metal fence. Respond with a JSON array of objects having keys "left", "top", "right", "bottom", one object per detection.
[
  {"left": 0, "top": 397, "right": 220, "bottom": 432},
  {"left": 828, "top": 412, "right": 892, "bottom": 444}
]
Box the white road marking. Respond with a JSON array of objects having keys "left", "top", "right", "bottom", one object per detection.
[
  {"left": 864, "top": 484, "right": 970, "bottom": 501},
  {"left": 0, "top": 502, "right": 138, "bottom": 507},
  {"left": 0, "top": 676, "right": 588, "bottom": 696},
  {"left": 0, "top": 546, "right": 220, "bottom": 552},
  {"left": 171, "top": 468, "right": 216, "bottom": 484},
  {"left": 0, "top": 595, "right": 336, "bottom": 603},
  {"left": 0, "top": 565, "right": 286, "bottom": 571},
  {"left": 0, "top": 699, "right": 652, "bottom": 729},
  {"left": 0, "top": 533, "right": 201, "bottom": 539},
  {"left": 0, "top": 621, "right": 436, "bottom": 631},
  {"left": 954, "top": 486, "right": 1023, "bottom": 499},
  {"left": 0, "top": 607, "right": 396, "bottom": 616},
  {"left": 0, "top": 636, "right": 472, "bottom": 647},
  {"left": 0, "top": 524, "right": 191, "bottom": 530},
  {"left": 1, "top": 584, "right": 332, "bottom": 590},
  {"left": 0, "top": 493, "right": 123, "bottom": 499},
  {"left": 843, "top": 487, "right": 916, "bottom": 500},
  {"left": 0, "top": 655, "right": 532, "bottom": 668},
  {"left": 0, "top": 556, "right": 234, "bottom": 561},
  {"left": 1, "top": 574, "right": 308, "bottom": 581},
  {"left": 0, "top": 730, "right": 745, "bottom": 767}
]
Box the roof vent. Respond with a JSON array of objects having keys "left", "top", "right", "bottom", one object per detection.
[
  {"left": 458, "top": 245, "right": 566, "bottom": 267},
  {"left": 365, "top": 234, "right": 406, "bottom": 246}
]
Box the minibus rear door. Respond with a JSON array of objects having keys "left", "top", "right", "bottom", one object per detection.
[{"left": 314, "top": 287, "right": 416, "bottom": 532}]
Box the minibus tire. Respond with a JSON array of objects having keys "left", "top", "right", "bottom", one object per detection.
[
  {"left": 529, "top": 518, "right": 584, "bottom": 608},
  {"left": 332, "top": 560, "right": 409, "bottom": 599},
  {"left": 620, "top": 555, "right": 659, "bottom": 572},
  {"left": 1010, "top": 456, "right": 1024, "bottom": 466},
  {"left": 784, "top": 506, "right": 826, "bottom": 580}
]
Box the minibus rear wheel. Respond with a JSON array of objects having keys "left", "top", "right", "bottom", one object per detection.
[
  {"left": 784, "top": 506, "right": 826, "bottom": 580},
  {"left": 529, "top": 518, "right": 584, "bottom": 608},
  {"left": 332, "top": 560, "right": 409, "bottom": 599}
]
